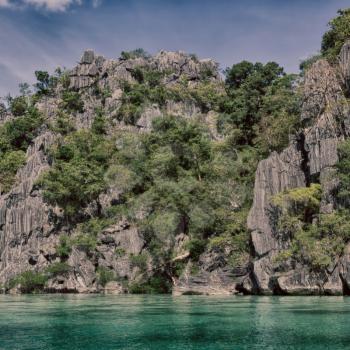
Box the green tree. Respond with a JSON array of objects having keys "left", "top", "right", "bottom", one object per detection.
[
  {"left": 221, "top": 61, "right": 287, "bottom": 145},
  {"left": 10, "top": 96, "right": 27, "bottom": 116},
  {"left": 39, "top": 130, "right": 114, "bottom": 218},
  {"left": 321, "top": 8, "right": 350, "bottom": 61},
  {"left": 0, "top": 150, "right": 26, "bottom": 193},
  {"left": 61, "top": 91, "right": 84, "bottom": 113},
  {"left": 0, "top": 107, "right": 43, "bottom": 151},
  {"left": 34, "top": 71, "right": 51, "bottom": 95},
  {"left": 253, "top": 74, "right": 301, "bottom": 155}
]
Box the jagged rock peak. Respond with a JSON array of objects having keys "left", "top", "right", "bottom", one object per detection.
[
  {"left": 69, "top": 48, "right": 220, "bottom": 90},
  {"left": 154, "top": 50, "right": 219, "bottom": 76}
]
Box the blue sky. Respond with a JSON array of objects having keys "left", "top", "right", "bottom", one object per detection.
[{"left": 0, "top": 0, "right": 349, "bottom": 96}]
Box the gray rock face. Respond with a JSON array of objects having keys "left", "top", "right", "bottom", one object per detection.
[
  {"left": 96, "top": 220, "right": 147, "bottom": 281},
  {"left": 46, "top": 219, "right": 147, "bottom": 293},
  {"left": 66, "top": 49, "right": 222, "bottom": 134},
  {"left": 0, "top": 130, "right": 57, "bottom": 285},
  {"left": 247, "top": 45, "right": 350, "bottom": 295},
  {"left": 248, "top": 143, "right": 307, "bottom": 257},
  {"left": 173, "top": 268, "right": 238, "bottom": 296},
  {"left": 46, "top": 247, "right": 98, "bottom": 294},
  {"left": 136, "top": 105, "right": 162, "bottom": 131},
  {"left": 0, "top": 123, "right": 149, "bottom": 293},
  {"left": 173, "top": 248, "right": 249, "bottom": 296},
  {"left": 69, "top": 50, "right": 106, "bottom": 90},
  {"left": 102, "top": 281, "right": 124, "bottom": 294},
  {"left": 340, "top": 40, "right": 350, "bottom": 90},
  {"left": 154, "top": 50, "right": 219, "bottom": 81}
]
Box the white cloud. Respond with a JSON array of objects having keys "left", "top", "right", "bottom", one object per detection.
[
  {"left": 23, "top": 0, "right": 81, "bottom": 11},
  {"left": 0, "top": 0, "right": 83, "bottom": 11},
  {"left": 0, "top": 0, "right": 13, "bottom": 8}
]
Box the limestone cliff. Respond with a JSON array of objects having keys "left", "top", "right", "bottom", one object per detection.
[
  {"left": 246, "top": 41, "right": 350, "bottom": 295},
  {"left": 2, "top": 41, "right": 350, "bottom": 296},
  {"left": 0, "top": 49, "right": 241, "bottom": 294}
]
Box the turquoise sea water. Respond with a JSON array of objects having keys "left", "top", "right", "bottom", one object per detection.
[{"left": 0, "top": 295, "right": 349, "bottom": 350}]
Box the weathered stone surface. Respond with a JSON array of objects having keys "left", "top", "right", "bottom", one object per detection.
[
  {"left": 320, "top": 167, "right": 339, "bottom": 213},
  {"left": 173, "top": 263, "right": 239, "bottom": 296},
  {"left": 69, "top": 50, "right": 105, "bottom": 89},
  {"left": 102, "top": 281, "right": 124, "bottom": 295},
  {"left": 154, "top": 50, "right": 219, "bottom": 81},
  {"left": 323, "top": 265, "right": 343, "bottom": 295},
  {"left": 136, "top": 105, "right": 162, "bottom": 130},
  {"left": 0, "top": 49, "right": 229, "bottom": 294},
  {"left": 81, "top": 50, "right": 95, "bottom": 64},
  {"left": 339, "top": 243, "right": 350, "bottom": 292},
  {"left": 248, "top": 142, "right": 306, "bottom": 257},
  {"left": 276, "top": 269, "right": 325, "bottom": 295},
  {"left": 301, "top": 59, "right": 348, "bottom": 123},
  {"left": 173, "top": 247, "right": 249, "bottom": 296},
  {"left": 9, "top": 45, "right": 350, "bottom": 295},
  {"left": 0, "top": 130, "right": 57, "bottom": 285},
  {"left": 100, "top": 220, "right": 144, "bottom": 255},
  {"left": 96, "top": 220, "right": 147, "bottom": 281},
  {"left": 247, "top": 43, "right": 350, "bottom": 295},
  {"left": 165, "top": 100, "right": 201, "bottom": 119},
  {"left": 340, "top": 40, "right": 350, "bottom": 90}
]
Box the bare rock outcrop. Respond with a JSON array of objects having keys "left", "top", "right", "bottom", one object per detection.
[
  {"left": 173, "top": 248, "right": 249, "bottom": 296},
  {"left": 70, "top": 50, "right": 106, "bottom": 90},
  {"left": 0, "top": 130, "right": 57, "bottom": 284},
  {"left": 246, "top": 45, "right": 350, "bottom": 295},
  {"left": 339, "top": 39, "right": 350, "bottom": 91}
]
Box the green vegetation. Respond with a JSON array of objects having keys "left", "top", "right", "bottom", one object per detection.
[
  {"left": 321, "top": 8, "right": 350, "bottom": 62},
  {"left": 129, "top": 275, "right": 171, "bottom": 294},
  {"left": 34, "top": 68, "right": 69, "bottom": 95},
  {"left": 51, "top": 111, "right": 76, "bottom": 135},
  {"left": 120, "top": 48, "right": 150, "bottom": 60},
  {"left": 336, "top": 139, "right": 350, "bottom": 205},
  {"left": 38, "top": 130, "right": 114, "bottom": 218},
  {"left": 109, "top": 115, "right": 254, "bottom": 268},
  {"left": 7, "top": 271, "right": 48, "bottom": 293},
  {"left": 97, "top": 267, "right": 115, "bottom": 287},
  {"left": 272, "top": 184, "right": 322, "bottom": 223},
  {"left": 0, "top": 107, "right": 43, "bottom": 151},
  {"left": 0, "top": 150, "right": 26, "bottom": 193},
  {"left": 130, "top": 253, "right": 148, "bottom": 271},
  {"left": 0, "top": 105, "right": 43, "bottom": 194},
  {"left": 116, "top": 71, "right": 168, "bottom": 124},
  {"left": 272, "top": 175, "right": 350, "bottom": 270},
  {"left": 3, "top": 9, "right": 350, "bottom": 295},
  {"left": 115, "top": 247, "right": 126, "bottom": 257},
  {"left": 6, "top": 263, "right": 71, "bottom": 293},
  {"left": 41, "top": 61, "right": 295, "bottom": 266},
  {"left": 45, "top": 262, "right": 70, "bottom": 277},
  {"left": 72, "top": 234, "right": 97, "bottom": 253},
  {"left": 56, "top": 235, "right": 72, "bottom": 259},
  {"left": 3, "top": 44, "right": 301, "bottom": 293},
  {"left": 219, "top": 61, "right": 300, "bottom": 153},
  {"left": 186, "top": 239, "right": 206, "bottom": 261},
  {"left": 10, "top": 96, "right": 28, "bottom": 116},
  {"left": 60, "top": 91, "right": 84, "bottom": 113},
  {"left": 55, "top": 218, "right": 113, "bottom": 257},
  {"left": 34, "top": 71, "right": 52, "bottom": 95}
]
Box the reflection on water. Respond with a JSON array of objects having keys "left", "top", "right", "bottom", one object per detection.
[{"left": 0, "top": 295, "right": 350, "bottom": 349}]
